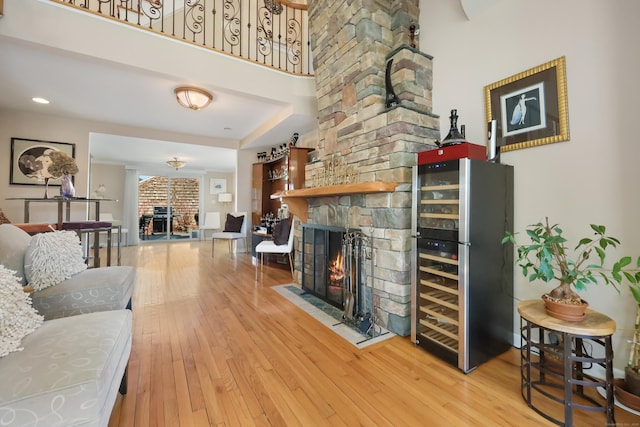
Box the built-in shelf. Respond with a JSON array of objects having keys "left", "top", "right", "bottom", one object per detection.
[{"left": 271, "top": 181, "right": 400, "bottom": 222}]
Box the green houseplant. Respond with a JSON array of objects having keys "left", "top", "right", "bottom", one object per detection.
[
  {"left": 503, "top": 217, "right": 639, "bottom": 308},
  {"left": 504, "top": 217, "right": 640, "bottom": 401}
]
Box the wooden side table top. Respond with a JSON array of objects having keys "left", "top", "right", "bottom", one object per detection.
[{"left": 518, "top": 299, "right": 616, "bottom": 336}]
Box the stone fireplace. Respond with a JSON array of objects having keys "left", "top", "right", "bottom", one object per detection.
[{"left": 293, "top": 0, "right": 440, "bottom": 336}]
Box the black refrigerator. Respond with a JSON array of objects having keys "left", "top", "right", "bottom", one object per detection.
[{"left": 411, "top": 156, "right": 514, "bottom": 373}]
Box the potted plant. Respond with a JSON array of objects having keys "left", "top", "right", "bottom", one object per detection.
[
  {"left": 502, "top": 217, "right": 640, "bottom": 321},
  {"left": 504, "top": 217, "right": 640, "bottom": 403},
  {"left": 47, "top": 150, "right": 78, "bottom": 199}
]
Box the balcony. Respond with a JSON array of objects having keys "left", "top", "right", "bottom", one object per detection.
[{"left": 51, "top": 0, "right": 312, "bottom": 76}]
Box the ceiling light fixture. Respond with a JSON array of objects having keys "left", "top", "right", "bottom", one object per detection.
[
  {"left": 32, "top": 97, "right": 50, "bottom": 104},
  {"left": 166, "top": 157, "right": 186, "bottom": 170},
  {"left": 174, "top": 86, "right": 212, "bottom": 110}
]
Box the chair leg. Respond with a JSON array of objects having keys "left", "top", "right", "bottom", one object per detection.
[{"left": 211, "top": 238, "right": 215, "bottom": 257}]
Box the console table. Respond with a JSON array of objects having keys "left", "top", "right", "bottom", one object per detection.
[
  {"left": 6, "top": 197, "right": 117, "bottom": 267},
  {"left": 518, "top": 300, "right": 616, "bottom": 426},
  {"left": 7, "top": 197, "right": 113, "bottom": 228}
]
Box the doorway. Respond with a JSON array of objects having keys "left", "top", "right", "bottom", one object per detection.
[{"left": 138, "top": 175, "right": 199, "bottom": 241}]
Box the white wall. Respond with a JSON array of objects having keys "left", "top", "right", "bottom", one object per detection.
[
  {"left": 89, "top": 163, "right": 126, "bottom": 220},
  {"left": 204, "top": 170, "right": 236, "bottom": 218},
  {"left": 421, "top": 0, "right": 640, "bottom": 370},
  {"left": 0, "top": 109, "right": 240, "bottom": 225}
]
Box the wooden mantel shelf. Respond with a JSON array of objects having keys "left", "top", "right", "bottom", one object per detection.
[{"left": 271, "top": 181, "right": 400, "bottom": 222}]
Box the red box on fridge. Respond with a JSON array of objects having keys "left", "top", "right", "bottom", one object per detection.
[{"left": 418, "top": 142, "right": 486, "bottom": 165}]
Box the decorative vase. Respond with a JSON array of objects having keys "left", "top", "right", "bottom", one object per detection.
[
  {"left": 60, "top": 173, "right": 75, "bottom": 199},
  {"left": 43, "top": 177, "right": 50, "bottom": 199},
  {"left": 542, "top": 294, "right": 588, "bottom": 322}
]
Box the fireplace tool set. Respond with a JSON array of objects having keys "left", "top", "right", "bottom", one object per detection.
[{"left": 342, "top": 228, "right": 380, "bottom": 339}]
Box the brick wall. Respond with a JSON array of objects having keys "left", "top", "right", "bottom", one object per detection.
[
  {"left": 139, "top": 176, "right": 199, "bottom": 233},
  {"left": 304, "top": 0, "right": 439, "bottom": 335}
]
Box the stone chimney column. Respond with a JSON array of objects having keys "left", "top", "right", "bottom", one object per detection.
[{"left": 304, "top": 0, "right": 440, "bottom": 335}]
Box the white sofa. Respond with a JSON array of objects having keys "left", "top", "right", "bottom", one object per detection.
[
  {"left": 0, "top": 224, "right": 135, "bottom": 320},
  {"left": 0, "top": 310, "right": 132, "bottom": 426},
  {"left": 0, "top": 224, "right": 135, "bottom": 426}
]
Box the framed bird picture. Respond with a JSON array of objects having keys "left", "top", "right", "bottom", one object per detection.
[{"left": 484, "top": 56, "right": 569, "bottom": 152}]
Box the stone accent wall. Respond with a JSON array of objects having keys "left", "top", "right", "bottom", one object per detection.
[{"left": 304, "top": 0, "right": 440, "bottom": 335}]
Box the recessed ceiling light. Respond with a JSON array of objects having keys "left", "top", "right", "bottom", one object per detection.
[
  {"left": 224, "top": 127, "right": 232, "bottom": 130},
  {"left": 32, "top": 97, "right": 50, "bottom": 104}
]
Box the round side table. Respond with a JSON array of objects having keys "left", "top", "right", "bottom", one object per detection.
[{"left": 518, "top": 300, "right": 616, "bottom": 427}]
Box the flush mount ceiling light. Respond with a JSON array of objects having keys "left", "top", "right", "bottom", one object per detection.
[
  {"left": 174, "top": 86, "right": 212, "bottom": 110},
  {"left": 166, "top": 157, "right": 186, "bottom": 170}
]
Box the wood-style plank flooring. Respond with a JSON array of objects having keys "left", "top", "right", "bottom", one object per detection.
[{"left": 107, "top": 240, "right": 638, "bottom": 426}]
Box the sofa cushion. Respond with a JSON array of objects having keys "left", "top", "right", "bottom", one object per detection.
[
  {"left": 24, "top": 230, "right": 87, "bottom": 291},
  {"left": 0, "top": 224, "right": 32, "bottom": 285},
  {"left": 0, "top": 266, "right": 43, "bottom": 358},
  {"left": 0, "top": 310, "right": 132, "bottom": 427},
  {"left": 30, "top": 266, "right": 136, "bottom": 320}
]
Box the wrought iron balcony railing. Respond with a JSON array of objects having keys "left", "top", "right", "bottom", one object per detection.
[{"left": 51, "top": 0, "right": 313, "bottom": 76}]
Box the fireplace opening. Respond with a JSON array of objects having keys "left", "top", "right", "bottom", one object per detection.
[{"left": 302, "top": 225, "right": 372, "bottom": 322}]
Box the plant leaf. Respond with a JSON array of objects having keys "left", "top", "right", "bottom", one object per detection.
[
  {"left": 630, "top": 284, "right": 640, "bottom": 304},
  {"left": 617, "top": 256, "right": 632, "bottom": 269}
]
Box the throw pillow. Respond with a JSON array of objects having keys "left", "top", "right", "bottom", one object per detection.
[
  {"left": 273, "top": 218, "right": 291, "bottom": 246},
  {"left": 0, "top": 224, "right": 33, "bottom": 285},
  {"left": 0, "top": 208, "right": 10, "bottom": 225},
  {"left": 0, "top": 265, "right": 44, "bottom": 358},
  {"left": 24, "top": 230, "right": 87, "bottom": 291},
  {"left": 223, "top": 214, "right": 244, "bottom": 233}
]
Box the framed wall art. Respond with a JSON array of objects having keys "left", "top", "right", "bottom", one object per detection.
[
  {"left": 484, "top": 56, "right": 569, "bottom": 152},
  {"left": 209, "top": 178, "right": 227, "bottom": 194},
  {"left": 10, "top": 138, "right": 76, "bottom": 186}
]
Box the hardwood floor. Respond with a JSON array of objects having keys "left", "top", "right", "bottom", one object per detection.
[{"left": 108, "top": 240, "right": 638, "bottom": 426}]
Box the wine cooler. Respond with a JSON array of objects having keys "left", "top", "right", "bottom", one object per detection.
[{"left": 411, "top": 154, "right": 514, "bottom": 373}]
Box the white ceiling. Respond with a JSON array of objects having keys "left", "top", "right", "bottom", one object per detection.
[{"left": 0, "top": 30, "right": 317, "bottom": 173}]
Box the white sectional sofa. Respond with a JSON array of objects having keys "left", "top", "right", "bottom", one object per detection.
[
  {"left": 0, "top": 310, "right": 132, "bottom": 426},
  {"left": 0, "top": 224, "right": 135, "bottom": 320},
  {"left": 0, "top": 224, "right": 136, "bottom": 426}
]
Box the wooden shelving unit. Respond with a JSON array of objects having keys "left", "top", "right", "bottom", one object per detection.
[{"left": 251, "top": 147, "right": 313, "bottom": 226}]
